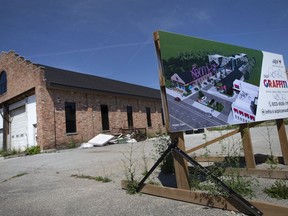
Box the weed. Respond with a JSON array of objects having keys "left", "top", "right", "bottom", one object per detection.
[
  {"left": 2, "top": 172, "right": 28, "bottom": 183},
  {"left": 222, "top": 171, "right": 259, "bottom": 199},
  {"left": 126, "top": 179, "right": 139, "bottom": 195},
  {"left": 0, "top": 149, "right": 18, "bottom": 157},
  {"left": 152, "top": 135, "right": 174, "bottom": 174},
  {"left": 141, "top": 145, "right": 149, "bottom": 176},
  {"left": 122, "top": 143, "right": 139, "bottom": 194},
  {"left": 25, "top": 145, "right": 41, "bottom": 155},
  {"left": 68, "top": 139, "right": 76, "bottom": 148},
  {"left": 264, "top": 179, "right": 288, "bottom": 199},
  {"left": 71, "top": 174, "right": 112, "bottom": 183},
  {"left": 190, "top": 135, "right": 258, "bottom": 199}
]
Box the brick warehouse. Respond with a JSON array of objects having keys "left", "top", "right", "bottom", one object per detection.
[{"left": 0, "top": 51, "right": 165, "bottom": 151}]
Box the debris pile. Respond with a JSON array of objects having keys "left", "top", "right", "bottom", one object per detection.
[{"left": 79, "top": 131, "right": 146, "bottom": 149}]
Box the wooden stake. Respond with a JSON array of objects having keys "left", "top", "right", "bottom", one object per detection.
[
  {"left": 240, "top": 124, "right": 256, "bottom": 168},
  {"left": 276, "top": 119, "right": 288, "bottom": 165},
  {"left": 170, "top": 132, "right": 190, "bottom": 190},
  {"left": 122, "top": 180, "right": 288, "bottom": 216}
]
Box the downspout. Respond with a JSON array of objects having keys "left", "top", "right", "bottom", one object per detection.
[
  {"left": 52, "top": 89, "right": 57, "bottom": 149},
  {"left": 2, "top": 104, "right": 9, "bottom": 151},
  {"left": 53, "top": 105, "right": 57, "bottom": 148}
]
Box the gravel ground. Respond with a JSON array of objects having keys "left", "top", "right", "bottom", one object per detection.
[{"left": 0, "top": 126, "right": 287, "bottom": 216}]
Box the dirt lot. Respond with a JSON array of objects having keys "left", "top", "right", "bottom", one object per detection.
[{"left": 0, "top": 126, "right": 287, "bottom": 216}]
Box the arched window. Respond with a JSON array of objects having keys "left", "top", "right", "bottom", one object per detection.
[{"left": 0, "top": 71, "right": 7, "bottom": 95}]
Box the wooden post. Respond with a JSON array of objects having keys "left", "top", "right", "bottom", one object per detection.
[
  {"left": 240, "top": 124, "right": 256, "bottom": 168},
  {"left": 170, "top": 132, "right": 190, "bottom": 190},
  {"left": 276, "top": 119, "right": 288, "bottom": 165}
]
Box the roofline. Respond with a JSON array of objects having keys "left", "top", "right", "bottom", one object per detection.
[{"left": 47, "top": 82, "right": 161, "bottom": 100}]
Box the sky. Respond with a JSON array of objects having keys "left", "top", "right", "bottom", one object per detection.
[{"left": 0, "top": 0, "right": 287, "bottom": 89}]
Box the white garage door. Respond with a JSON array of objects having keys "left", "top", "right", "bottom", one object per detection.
[
  {"left": 10, "top": 106, "right": 27, "bottom": 151},
  {"left": 0, "top": 129, "right": 3, "bottom": 151}
]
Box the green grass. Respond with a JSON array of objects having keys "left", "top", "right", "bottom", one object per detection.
[
  {"left": 71, "top": 174, "right": 112, "bottom": 183},
  {"left": 0, "top": 149, "right": 18, "bottom": 157},
  {"left": 2, "top": 172, "right": 28, "bottom": 183},
  {"left": 25, "top": 146, "right": 41, "bottom": 155},
  {"left": 158, "top": 31, "right": 263, "bottom": 86},
  {"left": 264, "top": 180, "right": 288, "bottom": 199}
]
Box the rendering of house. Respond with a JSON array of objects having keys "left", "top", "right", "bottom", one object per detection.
[
  {"left": 231, "top": 79, "right": 259, "bottom": 123},
  {"left": 0, "top": 51, "right": 165, "bottom": 151}
]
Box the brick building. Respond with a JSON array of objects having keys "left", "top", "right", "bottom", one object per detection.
[{"left": 0, "top": 51, "right": 165, "bottom": 151}]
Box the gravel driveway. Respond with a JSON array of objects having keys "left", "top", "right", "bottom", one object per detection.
[{"left": 0, "top": 126, "right": 287, "bottom": 216}]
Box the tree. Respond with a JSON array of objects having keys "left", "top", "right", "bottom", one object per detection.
[{"left": 198, "top": 91, "right": 204, "bottom": 99}]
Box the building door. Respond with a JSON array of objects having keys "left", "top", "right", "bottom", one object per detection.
[{"left": 10, "top": 106, "right": 27, "bottom": 151}]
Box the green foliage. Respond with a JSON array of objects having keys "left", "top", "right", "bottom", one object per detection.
[
  {"left": 159, "top": 31, "right": 263, "bottom": 85},
  {"left": 25, "top": 145, "right": 41, "bottom": 155},
  {"left": 126, "top": 180, "right": 139, "bottom": 195},
  {"left": 214, "top": 102, "right": 224, "bottom": 112},
  {"left": 264, "top": 179, "right": 288, "bottom": 199},
  {"left": 71, "top": 174, "right": 112, "bottom": 183},
  {"left": 198, "top": 91, "right": 204, "bottom": 99},
  {"left": 190, "top": 136, "right": 258, "bottom": 199},
  {"left": 122, "top": 143, "right": 139, "bottom": 194},
  {"left": 165, "top": 79, "right": 174, "bottom": 88},
  {"left": 222, "top": 172, "right": 259, "bottom": 199},
  {"left": 208, "top": 125, "right": 239, "bottom": 131},
  {"left": 68, "top": 139, "right": 76, "bottom": 148},
  {"left": 2, "top": 172, "right": 28, "bottom": 183},
  {"left": 153, "top": 135, "right": 174, "bottom": 174},
  {"left": 0, "top": 149, "right": 18, "bottom": 157}
]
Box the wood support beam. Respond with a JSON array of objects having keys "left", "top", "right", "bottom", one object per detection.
[
  {"left": 170, "top": 132, "right": 190, "bottom": 190},
  {"left": 186, "top": 128, "right": 240, "bottom": 154},
  {"left": 240, "top": 124, "right": 256, "bottom": 168},
  {"left": 276, "top": 119, "right": 288, "bottom": 165},
  {"left": 122, "top": 181, "right": 288, "bottom": 216}
]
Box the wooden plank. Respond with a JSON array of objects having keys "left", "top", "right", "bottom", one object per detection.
[
  {"left": 185, "top": 121, "right": 262, "bottom": 155},
  {"left": 121, "top": 180, "right": 288, "bottom": 216},
  {"left": 225, "top": 168, "right": 288, "bottom": 179},
  {"left": 193, "top": 156, "right": 226, "bottom": 162},
  {"left": 276, "top": 119, "right": 288, "bottom": 165},
  {"left": 240, "top": 124, "right": 256, "bottom": 168},
  {"left": 170, "top": 132, "right": 190, "bottom": 190},
  {"left": 194, "top": 155, "right": 285, "bottom": 164},
  {"left": 154, "top": 31, "right": 171, "bottom": 132},
  {"left": 186, "top": 128, "right": 240, "bottom": 154}
]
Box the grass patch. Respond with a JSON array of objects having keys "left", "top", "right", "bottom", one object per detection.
[
  {"left": 71, "top": 174, "right": 111, "bottom": 183},
  {"left": 264, "top": 179, "right": 288, "bottom": 199},
  {"left": 2, "top": 172, "right": 28, "bottom": 183},
  {"left": 0, "top": 149, "right": 18, "bottom": 157},
  {"left": 25, "top": 146, "right": 41, "bottom": 155}
]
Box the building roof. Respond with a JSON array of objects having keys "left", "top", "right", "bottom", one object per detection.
[
  {"left": 176, "top": 71, "right": 193, "bottom": 84},
  {"left": 38, "top": 64, "right": 161, "bottom": 100}
]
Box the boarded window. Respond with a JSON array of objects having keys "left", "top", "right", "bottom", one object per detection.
[
  {"left": 126, "top": 106, "right": 133, "bottom": 128},
  {"left": 65, "top": 102, "right": 76, "bottom": 133},
  {"left": 146, "top": 107, "right": 152, "bottom": 127},
  {"left": 0, "top": 71, "right": 7, "bottom": 95},
  {"left": 101, "top": 104, "right": 109, "bottom": 131}
]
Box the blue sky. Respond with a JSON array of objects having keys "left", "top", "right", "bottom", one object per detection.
[{"left": 0, "top": 0, "right": 287, "bottom": 89}]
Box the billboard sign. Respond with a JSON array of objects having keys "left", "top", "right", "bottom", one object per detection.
[{"left": 155, "top": 31, "right": 287, "bottom": 132}]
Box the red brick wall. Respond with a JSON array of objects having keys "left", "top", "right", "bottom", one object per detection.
[{"left": 42, "top": 89, "right": 165, "bottom": 148}]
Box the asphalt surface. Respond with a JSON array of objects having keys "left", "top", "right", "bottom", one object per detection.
[{"left": 0, "top": 126, "right": 287, "bottom": 216}]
